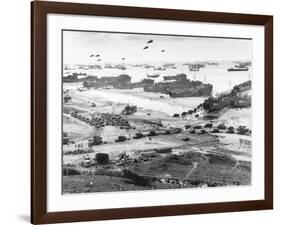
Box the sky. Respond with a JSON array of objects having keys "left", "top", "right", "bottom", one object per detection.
[{"left": 63, "top": 30, "right": 252, "bottom": 65}]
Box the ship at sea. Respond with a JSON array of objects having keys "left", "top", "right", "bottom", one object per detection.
[
  {"left": 227, "top": 63, "right": 249, "bottom": 72},
  {"left": 227, "top": 67, "right": 249, "bottom": 72},
  {"left": 147, "top": 74, "right": 160, "bottom": 78},
  {"left": 189, "top": 63, "right": 205, "bottom": 71}
]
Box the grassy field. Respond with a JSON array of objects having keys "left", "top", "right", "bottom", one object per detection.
[{"left": 63, "top": 147, "right": 251, "bottom": 194}]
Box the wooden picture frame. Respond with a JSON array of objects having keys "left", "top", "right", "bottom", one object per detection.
[{"left": 31, "top": 1, "right": 273, "bottom": 224}]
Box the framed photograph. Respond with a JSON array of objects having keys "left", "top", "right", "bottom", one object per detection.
[{"left": 31, "top": 1, "right": 273, "bottom": 224}]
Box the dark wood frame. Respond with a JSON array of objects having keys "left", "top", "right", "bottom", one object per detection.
[{"left": 31, "top": 1, "right": 273, "bottom": 224}]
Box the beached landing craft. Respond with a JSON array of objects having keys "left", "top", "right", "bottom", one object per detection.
[
  {"left": 154, "top": 67, "right": 166, "bottom": 71},
  {"left": 145, "top": 74, "right": 212, "bottom": 97},
  {"left": 203, "top": 80, "right": 251, "bottom": 112}
]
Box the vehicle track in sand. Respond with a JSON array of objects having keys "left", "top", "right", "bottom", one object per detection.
[{"left": 185, "top": 162, "right": 198, "bottom": 179}]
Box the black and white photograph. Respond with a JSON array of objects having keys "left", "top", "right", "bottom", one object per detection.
[{"left": 62, "top": 30, "right": 252, "bottom": 194}]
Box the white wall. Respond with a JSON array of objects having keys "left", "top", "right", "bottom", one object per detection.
[{"left": 0, "top": 0, "right": 279, "bottom": 224}]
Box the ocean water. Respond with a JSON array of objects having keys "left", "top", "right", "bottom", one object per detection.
[
  {"left": 64, "top": 62, "right": 252, "bottom": 116},
  {"left": 64, "top": 61, "right": 252, "bottom": 94}
]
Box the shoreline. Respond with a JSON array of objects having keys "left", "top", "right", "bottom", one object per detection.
[{"left": 65, "top": 84, "right": 207, "bottom": 116}]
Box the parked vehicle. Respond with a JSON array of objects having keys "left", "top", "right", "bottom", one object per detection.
[
  {"left": 199, "top": 129, "right": 207, "bottom": 134},
  {"left": 115, "top": 136, "right": 127, "bottom": 142},
  {"left": 133, "top": 132, "right": 145, "bottom": 139},
  {"left": 88, "top": 136, "right": 103, "bottom": 146},
  {"left": 189, "top": 129, "right": 196, "bottom": 134},
  {"left": 182, "top": 137, "right": 190, "bottom": 141},
  {"left": 226, "top": 126, "right": 235, "bottom": 133},
  {"left": 237, "top": 126, "right": 249, "bottom": 135},
  {"left": 217, "top": 124, "right": 226, "bottom": 129},
  {"left": 204, "top": 123, "right": 213, "bottom": 128},
  {"left": 211, "top": 128, "right": 220, "bottom": 133}
]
